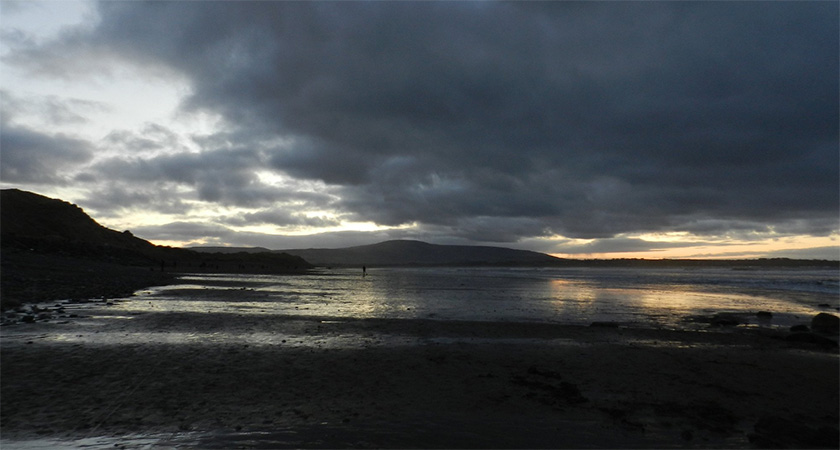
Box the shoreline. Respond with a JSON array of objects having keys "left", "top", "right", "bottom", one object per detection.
[
  {"left": 2, "top": 300, "right": 838, "bottom": 449},
  {"left": 0, "top": 250, "right": 177, "bottom": 310}
]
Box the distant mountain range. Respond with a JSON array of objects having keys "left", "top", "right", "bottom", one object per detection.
[
  {"left": 191, "top": 240, "right": 839, "bottom": 268},
  {"left": 286, "top": 240, "right": 563, "bottom": 266},
  {"left": 193, "top": 240, "right": 562, "bottom": 267}
]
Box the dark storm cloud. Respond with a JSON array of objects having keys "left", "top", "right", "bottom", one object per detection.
[
  {"left": 87, "top": 149, "right": 258, "bottom": 202},
  {"left": 102, "top": 123, "right": 188, "bottom": 155},
  {"left": 11, "top": 1, "right": 839, "bottom": 243},
  {"left": 86, "top": 145, "right": 334, "bottom": 209},
  {"left": 0, "top": 91, "right": 99, "bottom": 184},
  {"left": 131, "top": 221, "right": 233, "bottom": 243},
  {"left": 221, "top": 209, "right": 341, "bottom": 228},
  {"left": 130, "top": 223, "right": 393, "bottom": 250},
  {"left": 2, "top": 90, "right": 105, "bottom": 126},
  {"left": 0, "top": 116, "right": 93, "bottom": 183},
  {"left": 552, "top": 237, "right": 709, "bottom": 256},
  {"left": 84, "top": 186, "right": 190, "bottom": 218},
  {"left": 78, "top": 125, "right": 338, "bottom": 215}
]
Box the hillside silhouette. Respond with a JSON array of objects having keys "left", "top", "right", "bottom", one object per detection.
[
  {"left": 277, "top": 240, "right": 563, "bottom": 266},
  {"left": 2, "top": 189, "right": 172, "bottom": 264},
  {"left": 0, "top": 189, "right": 310, "bottom": 308},
  {"left": 192, "top": 240, "right": 838, "bottom": 269}
]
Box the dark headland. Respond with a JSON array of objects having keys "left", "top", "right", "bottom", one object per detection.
[{"left": 0, "top": 189, "right": 310, "bottom": 310}]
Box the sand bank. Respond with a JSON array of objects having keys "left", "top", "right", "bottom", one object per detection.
[{"left": 1, "top": 300, "right": 838, "bottom": 449}]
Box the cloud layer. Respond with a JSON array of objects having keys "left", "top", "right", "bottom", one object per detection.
[{"left": 2, "top": 1, "right": 837, "bottom": 253}]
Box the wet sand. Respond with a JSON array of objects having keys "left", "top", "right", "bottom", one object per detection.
[
  {"left": 0, "top": 250, "right": 176, "bottom": 310},
  {"left": 1, "top": 299, "right": 838, "bottom": 449}
]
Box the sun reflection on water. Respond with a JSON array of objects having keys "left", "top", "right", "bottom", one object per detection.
[{"left": 110, "top": 267, "right": 838, "bottom": 331}]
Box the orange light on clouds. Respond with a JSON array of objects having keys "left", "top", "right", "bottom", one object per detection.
[{"left": 550, "top": 235, "right": 839, "bottom": 260}]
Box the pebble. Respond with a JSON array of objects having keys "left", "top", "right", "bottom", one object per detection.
[
  {"left": 811, "top": 313, "right": 839, "bottom": 334},
  {"left": 590, "top": 321, "right": 620, "bottom": 328},
  {"left": 785, "top": 332, "right": 839, "bottom": 348}
]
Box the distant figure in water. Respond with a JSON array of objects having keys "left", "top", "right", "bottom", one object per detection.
[{"left": 362, "top": 265, "right": 367, "bottom": 277}]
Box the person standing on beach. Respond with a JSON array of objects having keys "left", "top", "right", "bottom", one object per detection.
[{"left": 362, "top": 265, "right": 367, "bottom": 277}]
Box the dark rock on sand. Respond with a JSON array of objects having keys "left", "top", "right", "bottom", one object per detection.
[
  {"left": 683, "top": 312, "right": 747, "bottom": 327},
  {"left": 527, "top": 365, "right": 563, "bottom": 379},
  {"left": 790, "top": 324, "right": 810, "bottom": 333},
  {"left": 557, "top": 381, "right": 588, "bottom": 404},
  {"left": 811, "top": 313, "right": 839, "bottom": 334},
  {"left": 749, "top": 415, "right": 840, "bottom": 449},
  {"left": 710, "top": 313, "right": 746, "bottom": 326},
  {"left": 756, "top": 311, "right": 773, "bottom": 319},
  {"left": 589, "top": 321, "right": 620, "bottom": 328},
  {"left": 784, "top": 332, "right": 839, "bottom": 348},
  {"left": 512, "top": 367, "right": 588, "bottom": 406}
]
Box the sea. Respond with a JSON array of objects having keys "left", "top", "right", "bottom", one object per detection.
[
  {"left": 3, "top": 265, "right": 838, "bottom": 450},
  {"left": 133, "top": 265, "right": 839, "bottom": 331}
]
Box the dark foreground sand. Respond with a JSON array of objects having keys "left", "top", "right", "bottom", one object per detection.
[
  {"left": 0, "top": 250, "right": 176, "bottom": 310},
  {"left": 1, "top": 300, "right": 838, "bottom": 449}
]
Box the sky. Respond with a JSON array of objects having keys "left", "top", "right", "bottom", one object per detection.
[{"left": 1, "top": 1, "right": 838, "bottom": 260}]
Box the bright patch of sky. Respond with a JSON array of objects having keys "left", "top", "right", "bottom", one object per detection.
[
  {"left": 549, "top": 234, "right": 839, "bottom": 260},
  {"left": 1, "top": 1, "right": 206, "bottom": 148}
]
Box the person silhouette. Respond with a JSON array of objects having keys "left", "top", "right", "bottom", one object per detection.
[{"left": 362, "top": 265, "right": 367, "bottom": 277}]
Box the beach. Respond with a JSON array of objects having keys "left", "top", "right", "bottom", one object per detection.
[
  {"left": 2, "top": 267, "right": 839, "bottom": 449},
  {"left": 2, "top": 293, "right": 838, "bottom": 449}
]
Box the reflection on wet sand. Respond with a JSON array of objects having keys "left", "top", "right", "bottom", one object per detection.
[
  {"left": 119, "top": 267, "right": 837, "bottom": 332},
  {"left": 3, "top": 308, "right": 837, "bottom": 449},
  {"left": 2, "top": 267, "right": 837, "bottom": 449}
]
